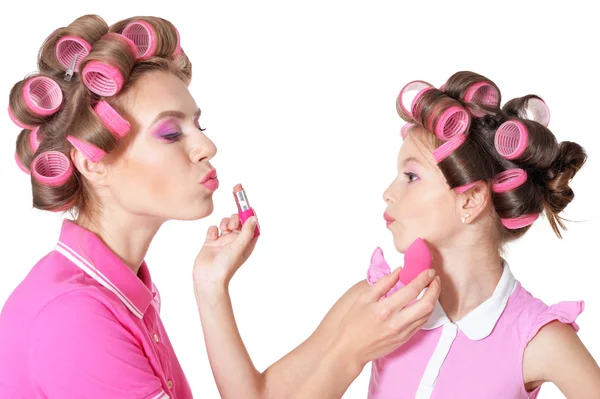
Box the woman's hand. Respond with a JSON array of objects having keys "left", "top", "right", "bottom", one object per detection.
[
  {"left": 193, "top": 213, "right": 258, "bottom": 290},
  {"left": 334, "top": 267, "right": 441, "bottom": 369}
]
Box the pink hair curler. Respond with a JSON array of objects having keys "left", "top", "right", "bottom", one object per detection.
[
  {"left": 491, "top": 168, "right": 527, "bottom": 193},
  {"left": 172, "top": 26, "right": 182, "bottom": 57},
  {"left": 93, "top": 100, "right": 131, "bottom": 139},
  {"left": 524, "top": 97, "right": 550, "bottom": 127},
  {"left": 433, "top": 105, "right": 470, "bottom": 140},
  {"left": 55, "top": 36, "right": 91, "bottom": 72},
  {"left": 494, "top": 120, "right": 528, "bottom": 160},
  {"left": 22, "top": 76, "right": 63, "bottom": 116},
  {"left": 82, "top": 60, "right": 125, "bottom": 96},
  {"left": 454, "top": 180, "right": 480, "bottom": 194},
  {"left": 463, "top": 82, "right": 500, "bottom": 117},
  {"left": 400, "top": 123, "right": 415, "bottom": 140},
  {"left": 500, "top": 213, "right": 539, "bottom": 229},
  {"left": 439, "top": 83, "right": 446, "bottom": 92},
  {"left": 28, "top": 127, "right": 42, "bottom": 152},
  {"left": 67, "top": 136, "right": 107, "bottom": 163},
  {"left": 433, "top": 132, "right": 467, "bottom": 163},
  {"left": 31, "top": 151, "right": 73, "bottom": 187},
  {"left": 8, "top": 106, "right": 35, "bottom": 129},
  {"left": 121, "top": 20, "right": 157, "bottom": 60},
  {"left": 14, "top": 152, "right": 29, "bottom": 174},
  {"left": 396, "top": 80, "right": 434, "bottom": 120}
]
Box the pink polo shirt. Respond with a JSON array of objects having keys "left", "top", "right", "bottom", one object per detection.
[
  {"left": 366, "top": 247, "right": 584, "bottom": 399},
  {"left": 0, "top": 219, "right": 193, "bottom": 398}
]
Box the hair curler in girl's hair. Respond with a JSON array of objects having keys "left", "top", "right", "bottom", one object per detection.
[
  {"left": 400, "top": 123, "right": 415, "bottom": 140},
  {"left": 491, "top": 169, "right": 528, "bottom": 193},
  {"left": 500, "top": 213, "right": 539, "bottom": 229},
  {"left": 67, "top": 136, "right": 107, "bottom": 163},
  {"left": 462, "top": 81, "right": 501, "bottom": 117},
  {"left": 494, "top": 120, "right": 529, "bottom": 160},
  {"left": 8, "top": 75, "right": 63, "bottom": 128},
  {"left": 397, "top": 80, "right": 471, "bottom": 140},
  {"left": 503, "top": 95, "right": 550, "bottom": 127},
  {"left": 433, "top": 132, "right": 467, "bottom": 163},
  {"left": 30, "top": 151, "right": 74, "bottom": 187},
  {"left": 121, "top": 20, "right": 157, "bottom": 60},
  {"left": 55, "top": 36, "right": 91, "bottom": 73}
]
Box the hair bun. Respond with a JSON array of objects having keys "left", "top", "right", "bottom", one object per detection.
[{"left": 542, "top": 141, "right": 587, "bottom": 237}]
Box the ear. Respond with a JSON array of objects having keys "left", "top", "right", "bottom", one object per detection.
[
  {"left": 70, "top": 147, "right": 110, "bottom": 187},
  {"left": 456, "top": 180, "right": 490, "bottom": 223}
]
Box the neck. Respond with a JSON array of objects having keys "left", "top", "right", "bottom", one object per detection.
[
  {"left": 76, "top": 207, "right": 163, "bottom": 275},
  {"left": 430, "top": 232, "right": 504, "bottom": 322}
]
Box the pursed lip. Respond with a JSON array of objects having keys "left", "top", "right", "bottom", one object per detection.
[
  {"left": 200, "top": 169, "right": 217, "bottom": 184},
  {"left": 384, "top": 211, "right": 395, "bottom": 226}
]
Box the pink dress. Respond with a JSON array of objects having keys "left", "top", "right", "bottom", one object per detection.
[
  {"left": 0, "top": 220, "right": 193, "bottom": 398},
  {"left": 366, "top": 248, "right": 584, "bottom": 399}
]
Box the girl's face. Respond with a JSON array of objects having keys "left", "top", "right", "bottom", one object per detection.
[
  {"left": 382, "top": 128, "right": 464, "bottom": 253},
  {"left": 100, "top": 70, "right": 218, "bottom": 222}
]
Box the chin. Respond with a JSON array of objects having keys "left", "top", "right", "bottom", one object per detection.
[{"left": 172, "top": 198, "right": 215, "bottom": 221}]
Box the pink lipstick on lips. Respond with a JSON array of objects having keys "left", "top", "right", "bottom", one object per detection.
[
  {"left": 384, "top": 212, "right": 395, "bottom": 226},
  {"left": 201, "top": 169, "right": 219, "bottom": 191}
]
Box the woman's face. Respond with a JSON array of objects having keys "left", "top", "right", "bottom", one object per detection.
[
  {"left": 382, "top": 128, "right": 463, "bottom": 253},
  {"left": 103, "top": 70, "right": 218, "bottom": 221}
]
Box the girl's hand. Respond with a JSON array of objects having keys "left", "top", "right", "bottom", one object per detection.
[{"left": 193, "top": 213, "right": 259, "bottom": 289}]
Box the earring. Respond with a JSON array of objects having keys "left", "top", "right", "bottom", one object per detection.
[{"left": 461, "top": 213, "right": 471, "bottom": 224}]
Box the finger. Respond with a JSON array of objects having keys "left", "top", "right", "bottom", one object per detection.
[
  {"left": 230, "top": 216, "right": 259, "bottom": 254},
  {"left": 394, "top": 276, "right": 441, "bottom": 324},
  {"left": 382, "top": 268, "right": 436, "bottom": 310},
  {"left": 366, "top": 267, "right": 402, "bottom": 301},
  {"left": 205, "top": 226, "right": 219, "bottom": 241},
  {"left": 220, "top": 217, "right": 231, "bottom": 234},
  {"left": 229, "top": 213, "right": 241, "bottom": 231}
]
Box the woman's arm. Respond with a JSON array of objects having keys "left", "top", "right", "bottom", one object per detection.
[
  {"left": 523, "top": 321, "right": 600, "bottom": 397},
  {"left": 194, "top": 214, "right": 440, "bottom": 399}
]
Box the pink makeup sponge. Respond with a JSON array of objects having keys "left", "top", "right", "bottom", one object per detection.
[{"left": 399, "top": 237, "right": 432, "bottom": 286}]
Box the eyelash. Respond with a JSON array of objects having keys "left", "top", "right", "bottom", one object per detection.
[{"left": 404, "top": 172, "right": 419, "bottom": 183}]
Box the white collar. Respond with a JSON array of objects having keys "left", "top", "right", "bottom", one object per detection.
[{"left": 422, "top": 261, "right": 518, "bottom": 340}]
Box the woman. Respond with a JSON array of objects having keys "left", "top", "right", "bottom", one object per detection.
[
  {"left": 0, "top": 14, "right": 440, "bottom": 398},
  {"left": 193, "top": 73, "right": 600, "bottom": 398}
]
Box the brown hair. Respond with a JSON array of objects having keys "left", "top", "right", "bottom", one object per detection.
[
  {"left": 401, "top": 71, "right": 587, "bottom": 241},
  {"left": 10, "top": 14, "right": 192, "bottom": 216}
]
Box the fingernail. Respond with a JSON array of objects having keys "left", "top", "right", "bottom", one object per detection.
[
  {"left": 428, "top": 269, "right": 436, "bottom": 278},
  {"left": 436, "top": 276, "right": 441, "bottom": 284}
]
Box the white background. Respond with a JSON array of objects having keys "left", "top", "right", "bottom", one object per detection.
[{"left": 1, "top": 1, "right": 599, "bottom": 398}]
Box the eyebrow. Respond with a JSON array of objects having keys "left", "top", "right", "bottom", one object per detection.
[
  {"left": 401, "top": 157, "right": 421, "bottom": 167},
  {"left": 151, "top": 108, "right": 201, "bottom": 125}
]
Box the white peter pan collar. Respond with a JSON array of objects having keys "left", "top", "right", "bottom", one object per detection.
[{"left": 421, "top": 261, "right": 518, "bottom": 340}]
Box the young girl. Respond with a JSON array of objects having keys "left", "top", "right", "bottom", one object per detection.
[
  {"left": 193, "top": 72, "right": 600, "bottom": 398},
  {"left": 0, "top": 14, "right": 440, "bottom": 398}
]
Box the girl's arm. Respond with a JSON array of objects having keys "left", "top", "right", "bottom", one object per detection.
[
  {"left": 523, "top": 321, "right": 600, "bottom": 397},
  {"left": 194, "top": 214, "right": 440, "bottom": 399}
]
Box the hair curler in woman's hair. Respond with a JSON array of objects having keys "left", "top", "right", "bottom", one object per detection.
[
  {"left": 8, "top": 75, "right": 63, "bottom": 128},
  {"left": 433, "top": 132, "right": 467, "bottom": 163},
  {"left": 462, "top": 81, "right": 501, "bottom": 117},
  {"left": 500, "top": 213, "right": 540, "bottom": 229},
  {"left": 503, "top": 95, "right": 550, "bottom": 127},
  {"left": 67, "top": 136, "right": 107, "bottom": 163},
  {"left": 55, "top": 36, "right": 91, "bottom": 73},
  {"left": 30, "top": 151, "right": 74, "bottom": 187},
  {"left": 81, "top": 33, "right": 137, "bottom": 96},
  {"left": 28, "top": 127, "right": 42, "bottom": 153},
  {"left": 494, "top": 120, "right": 530, "bottom": 160},
  {"left": 93, "top": 101, "right": 131, "bottom": 139},
  {"left": 121, "top": 20, "right": 157, "bottom": 60},
  {"left": 172, "top": 26, "right": 182, "bottom": 57}
]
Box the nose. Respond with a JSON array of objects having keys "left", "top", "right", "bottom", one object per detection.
[
  {"left": 190, "top": 132, "right": 217, "bottom": 164},
  {"left": 383, "top": 182, "right": 395, "bottom": 204}
]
